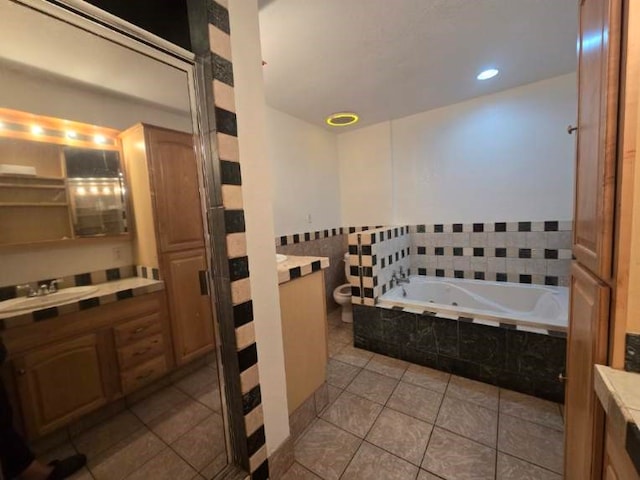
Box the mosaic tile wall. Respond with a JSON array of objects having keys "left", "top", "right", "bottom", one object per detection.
[
  {"left": 410, "top": 221, "right": 573, "bottom": 286},
  {"left": 348, "top": 226, "right": 411, "bottom": 306}
]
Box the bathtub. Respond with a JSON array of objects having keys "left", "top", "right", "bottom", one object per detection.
[{"left": 377, "top": 276, "right": 569, "bottom": 332}]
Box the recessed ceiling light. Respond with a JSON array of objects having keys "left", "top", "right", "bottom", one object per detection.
[
  {"left": 326, "top": 112, "right": 359, "bottom": 127},
  {"left": 477, "top": 68, "right": 499, "bottom": 80}
]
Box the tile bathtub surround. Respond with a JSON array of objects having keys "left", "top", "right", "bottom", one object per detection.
[
  {"left": 353, "top": 304, "right": 567, "bottom": 403},
  {"left": 410, "top": 220, "right": 573, "bottom": 286},
  {"left": 348, "top": 226, "right": 411, "bottom": 306}
]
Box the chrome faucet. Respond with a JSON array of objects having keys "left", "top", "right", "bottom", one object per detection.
[
  {"left": 392, "top": 270, "right": 410, "bottom": 285},
  {"left": 17, "top": 284, "right": 38, "bottom": 297},
  {"left": 48, "top": 279, "right": 63, "bottom": 293},
  {"left": 16, "top": 279, "right": 63, "bottom": 297}
]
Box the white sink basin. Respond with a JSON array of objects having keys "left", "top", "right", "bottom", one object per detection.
[
  {"left": 0, "top": 286, "right": 99, "bottom": 314},
  {"left": 276, "top": 254, "right": 288, "bottom": 263}
]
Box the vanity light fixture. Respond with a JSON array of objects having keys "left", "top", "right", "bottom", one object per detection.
[
  {"left": 31, "top": 125, "right": 44, "bottom": 135},
  {"left": 477, "top": 68, "right": 499, "bottom": 80},
  {"left": 326, "top": 112, "right": 359, "bottom": 127},
  {"left": 66, "top": 130, "right": 77, "bottom": 139},
  {"left": 90, "top": 186, "right": 99, "bottom": 195},
  {"left": 93, "top": 134, "right": 106, "bottom": 144},
  {"left": 102, "top": 186, "right": 111, "bottom": 195},
  {"left": 76, "top": 187, "right": 86, "bottom": 196}
]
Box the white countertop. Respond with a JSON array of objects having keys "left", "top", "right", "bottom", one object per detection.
[{"left": 277, "top": 255, "right": 330, "bottom": 284}]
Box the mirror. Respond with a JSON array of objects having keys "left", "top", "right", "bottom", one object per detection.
[{"left": 0, "top": 1, "right": 228, "bottom": 478}]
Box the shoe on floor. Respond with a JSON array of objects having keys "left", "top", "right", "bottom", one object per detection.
[{"left": 47, "top": 454, "right": 87, "bottom": 479}]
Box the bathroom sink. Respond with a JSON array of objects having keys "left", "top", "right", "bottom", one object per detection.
[
  {"left": 0, "top": 286, "right": 99, "bottom": 314},
  {"left": 276, "top": 254, "right": 288, "bottom": 263}
]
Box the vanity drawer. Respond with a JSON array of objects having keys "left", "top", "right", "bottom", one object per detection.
[
  {"left": 114, "top": 314, "right": 161, "bottom": 347},
  {"left": 117, "top": 334, "right": 164, "bottom": 371},
  {"left": 121, "top": 355, "right": 167, "bottom": 394}
]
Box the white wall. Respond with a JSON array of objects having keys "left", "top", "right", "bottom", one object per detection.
[
  {"left": 338, "top": 122, "right": 393, "bottom": 226},
  {"left": 267, "top": 107, "right": 341, "bottom": 236},
  {"left": 338, "top": 74, "right": 577, "bottom": 225},
  {"left": 229, "top": 0, "right": 290, "bottom": 455}
]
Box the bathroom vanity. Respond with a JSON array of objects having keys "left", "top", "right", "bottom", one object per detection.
[
  {"left": 0, "top": 111, "right": 218, "bottom": 440},
  {"left": 277, "top": 255, "right": 330, "bottom": 414}
]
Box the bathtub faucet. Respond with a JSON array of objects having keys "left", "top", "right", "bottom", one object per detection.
[{"left": 392, "top": 270, "right": 410, "bottom": 285}]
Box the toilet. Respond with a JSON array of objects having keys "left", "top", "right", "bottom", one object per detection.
[{"left": 333, "top": 253, "right": 353, "bottom": 323}]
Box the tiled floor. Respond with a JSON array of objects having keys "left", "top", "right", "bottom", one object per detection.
[
  {"left": 36, "top": 360, "right": 227, "bottom": 480},
  {"left": 284, "top": 309, "right": 565, "bottom": 480}
]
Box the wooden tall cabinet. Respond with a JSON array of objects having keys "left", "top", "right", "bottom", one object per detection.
[{"left": 120, "top": 125, "right": 215, "bottom": 366}]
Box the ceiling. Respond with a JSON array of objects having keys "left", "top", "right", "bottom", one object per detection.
[
  {"left": 0, "top": 0, "right": 190, "bottom": 114},
  {"left": 258, "top": 0, "right": 578, "bottom": 130}
]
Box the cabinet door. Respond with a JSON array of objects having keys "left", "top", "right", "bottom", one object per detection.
[
  {"left": 573, "top": 0, "right": 620, "bottom": 280},
  {"left": 146, "top": 126, "right": 205, "bottom": 253},
  {"left": 13, "top": 333, "right": 108, "bottom": 439},
  {"left": 164, "top": 249, "right": 215, "bottom": 365},
  {"left": 565, "top": 262, "right": 610, "bottom": 479}
]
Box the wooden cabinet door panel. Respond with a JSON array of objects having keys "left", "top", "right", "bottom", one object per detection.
[
  {"left": 565, "top": 262, "right": 610, "bottom": 479},
  {"left": 146, "top": 126, "right": 205, "bottom": 253},
  {"left": 14, "top": 333, "right": 108, "bottom": 438},
  {"left": 573, "top": 0, "right": 620, "bottom": 280},
  {"left": 164, "top": 249, "right": 215, "bottom": 365}
]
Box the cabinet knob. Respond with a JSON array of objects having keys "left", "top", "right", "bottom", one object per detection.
[
  {"left": 567, "top": 125, "right": 578, "bottom": 135},
  {"left": 17, "top": 369, "right": 26, "bottom": 376},
  {"left": 558, "top": 373, "right": 568, "bottom": 383}
]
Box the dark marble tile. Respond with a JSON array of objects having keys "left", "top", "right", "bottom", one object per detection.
[
  {"left": 626, "top": 422, "right": 640, "bottom": 475},
  {"left": 220, "top": 160, "right": 242, "bottom": 185},
  {"left": 415, "top": 314, "right": 437, "bottom": 353},
  {"left": 242, "top": 385, "right": 262, "bottom": 415},
  {"left": 459, "top": 322, "right": 506, "bottom": 369},
  {"left": 505, "top": 330, "right": 566, "bottom": 379},
  {"left": 106, "top": 268, "right": 121, "bottom": 281},
  {"left": 625, "top": 333, "right": 640, "bottom": 373},
  {"left": 354, "top": 305, "right": 383, "bottom": 341},
  {"left": 0, "top": 286, "right": 16, "bottom": 302},
  {"left": 74, "top": 273, "right": 92, "bottom": 286},
  {"left": 437, "top": 356, "right": 499, "bottom": 386},
  {"left": 381, "top": 310, "right": 416, "bottom": 346},
  {"left": 434, "top": 317, "right": 459, "bottom": 357},
  {"left": 215, "top": 107, "right": 237, "bottom": 137},
  {"left": 401, "top": 346, "right": 439, "bottom": 369},
  {"left": 210, "top": 52, "right": 234, "bottom": 86},
  {"left": 207, "top": 0, "right": 230, "bottom": 34}
]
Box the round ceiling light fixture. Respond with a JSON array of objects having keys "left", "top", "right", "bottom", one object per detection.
[
  {"left": 477, "top": 68, "right": 499, "bottom": 80},
  {"left": 326, "top": 112, "right": 359, "bottom": 127}
]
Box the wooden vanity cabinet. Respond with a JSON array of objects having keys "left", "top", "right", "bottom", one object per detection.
[
  {"left": 3, "top": 291, "right": 173, "bottom": 439},
  {"left": 120, "top": 124, "right": 216, "bottom": 367},
  {"left": 164, "top": 249, "right": 215, "bottom": 365},
  {"left": 13, "top": 333, "right": 109, "bottom": 439}
]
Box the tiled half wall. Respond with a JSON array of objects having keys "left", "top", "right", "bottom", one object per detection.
[
  {"left": 410, "top": 221, "right": 572, "bottom": 287},
  {"left": 348, "top": 226, "right": 411, "bottom": 306}
]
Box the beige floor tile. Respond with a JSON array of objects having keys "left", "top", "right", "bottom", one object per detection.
[
  {"left": 126, "top": 448, "right": 197, "bottom": 480},
  {"left": 422, "top": 428, "right": 496, "bottom": 480},
  {"left": 418, "top": 470, "right": 444, "bottom": 480},
  {"left": 328, "top": 326, "right": 353, "bottom": 344},
  {"left": 281, "top": 462, "right": 322, "bottom": 479},
  {"left": 199, "top": 452, "right": 228, "bottom": 479},
  {"left": 73, "top": 411, "right": 144, "bottom": 459},
  {"left": 171, "top": 413, "right": 226, "bottom": 471},
  {"left": 148, "top": 399, "right": 212, "bottom": 444},
  {"left": 332, "top": 345, "right": 374, "bottom": 367},
  {"left": 365, "top": 354, "right": 409, "bottom": 379},
  {"left": 366, "top": 408, "right": 433, "bottom": 466},
  {"left": 342, "top": 442, "right": 419, "bottom": 479},
  {"left": 436, "top": 396, "right": 498, "bottom": 447},
  {"left": 402, "top": 364, "right": 450, "bottom": 394},
  {"left": 294, "top": 419, "right": 360, "bottom": 480},
  {"left": 326, "top": 359, "right": 360, "bottom": 388},
  {"left": 328, "top": 340, "right": 347, "bottom": 357},
  {"left": 346, "top": 369, "right": 398, "bottom": 404},
  {"left": 496, "top": 452, "right": 562, "bottom": 480},
  {"left": 498, "top": 414, "right": 564, "bottom": 474},
  {"left": 446, "top": 376, "right": 499, "bottom": 411},
  {"left": 499, "top": 389, "right": 564, "bottom": 431},
  {"left": 320, "top": 390, "right": 382, "bottom": 438},
  {"left": 129, "top": 386, "right": 190, "bottom": 424},
  {"left": 192, "top": 381, "right": 223, "bottom": 412},
  {"left": 327, "top": 385, "right": 342, "bottom": 406},
  {"left": 174, "top": 366, "right": 219, "bottom": 397},
  {"left": 37, "top": 442, "right": 77, "bottom": 464},
  {"left": 387, "top": 382, "right": 443, "bottom": 423},
  {"left": 88, "top": 429, "right": 165, "bottom": 480}
]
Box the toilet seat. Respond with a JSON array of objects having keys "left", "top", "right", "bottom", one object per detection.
[{"left": 337, "top": 284, "right": 351, "bottom": 296}]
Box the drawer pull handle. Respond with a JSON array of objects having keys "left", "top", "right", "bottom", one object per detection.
[
  {"left": 133, "top": 327, "right": 147, "bottom": 334},
  {"left": 133, "top": 348, "right": 151, "bottom": 357},
  {"left": 136, "top": 371, "right": 154, "bottom": 381}
]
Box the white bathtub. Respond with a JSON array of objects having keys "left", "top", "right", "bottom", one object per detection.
[{"left": 378, "top": 276, "right": 569, "bottom": 330}]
